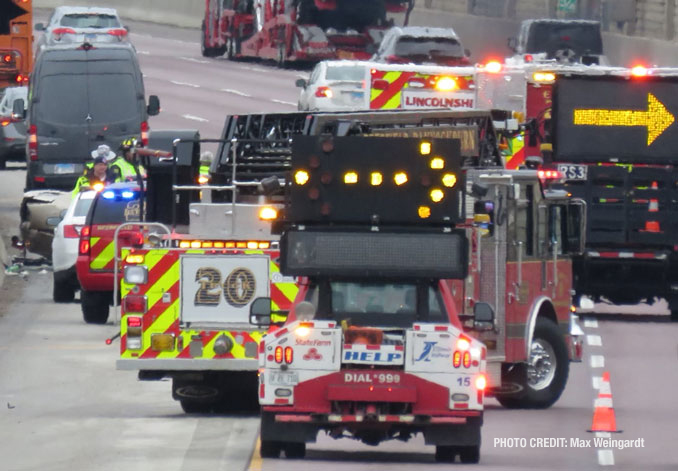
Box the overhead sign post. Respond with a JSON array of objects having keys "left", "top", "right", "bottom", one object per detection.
[{"left": 552, "top": 76, "right": 678, "bottom": 163}]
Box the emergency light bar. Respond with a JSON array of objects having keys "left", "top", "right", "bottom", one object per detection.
[
  {"left": 289, "top": 136, "right": 465, "bottom": 225},
  {"left": 281, "top": 229, "right": 468, "bottom": 279}
]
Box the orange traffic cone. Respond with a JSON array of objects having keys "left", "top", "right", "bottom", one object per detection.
[
  {"left": 643, "top": 181, "right": 660, "bottom": 232},
  {"left": 589, "top": 372, "right": 622, "bottom": 433}
]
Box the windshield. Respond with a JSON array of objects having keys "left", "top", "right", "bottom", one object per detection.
[
  {"left": 394, "top": 37, "right": 464, "bottom": 58},
  {"left": 526, "top": 23, "right": 603, "bottom": 56},
  {"left": 88, "top": 74, "right": 139, "bottom": 124},
  {"left": 60, "top": 14, "right": 121, "bottom": 29},
  {"left": 325, "top": 65, "right": 365, "bottom": 82}
]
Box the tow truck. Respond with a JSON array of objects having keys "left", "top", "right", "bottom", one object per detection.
[
  {"left": 251, "top": 134, "right": 487, "bottom": 462},
  {"left": 210, "top": 109, "right": 586, "bottom": 408},
  {"left": 201, "top": 0, "right": 414, "bottom": 65}
]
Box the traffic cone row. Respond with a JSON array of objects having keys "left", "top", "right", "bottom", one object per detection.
[{"left": 589, "top": 372, "right": 621, "bottom": 433}]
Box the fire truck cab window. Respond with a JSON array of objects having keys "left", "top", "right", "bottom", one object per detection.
[
  {"left": 549, "top": 205, "right": 564, "bottom": 255},
  {"left": 428, "top": 286, "right": 445, "bottom": 322},
  {"left": 537, "top": 204, "right": 549, "bottom": 258},
  {"left": 513, "top": 183, "right": 534, "bottom": 257}
]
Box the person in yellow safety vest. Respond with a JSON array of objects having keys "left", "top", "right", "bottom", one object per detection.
[
  {"left": 198, "top": 151, "right": 213, "bottom": 185},
  {"left": 82, "top": 144, "right": 118, "bottom": 173},
  {"left": 72, "top": 151, "right": 118, "bottom": 197},
  {"left": 109, "top": 137, "right": 146, "bottom": 182}
]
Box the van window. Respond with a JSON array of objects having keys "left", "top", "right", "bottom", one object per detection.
[
  {"left": 60, "top": 14, "right": 121, "bottom": 29},
  {"left": 88, "top": 74, "right": 139, "bottom": 124},
  {"left": 38, "top": 75, "right": 88, "bottom": 123}
]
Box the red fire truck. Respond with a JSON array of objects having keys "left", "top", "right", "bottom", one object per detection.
[
  {"left": 0, "top": 0, "right": 32, "bottom": 88},
  {"left": 201, "top": 0, "right": 413, "bottom": 65}
]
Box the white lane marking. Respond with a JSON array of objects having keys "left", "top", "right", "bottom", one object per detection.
[
  {"left": 182, "top": 114, "right": 209, "bottom": 123},
  {"left": 180, "top": 56, "right": 210, "bottom": 64},
  {"left": 137, "top": 50, "right": 150, "bottom": 55},
  {"left": 171, "top": 80, "right": 201, "bottom": 88},
  {"left": 592, "top": 376, "right": 602, "bottom": 389},
  {"left": 271, "top": 99, "right": 296, "bottom": 106},
  {"left": 597, "top": 449, "right": 615, "bottom": 466},
  {"left": 595, "top": 432, "right": 611, "bottom": 438},
  {"left": 242, "top": 66, "right": 276, "bottom": 73},
  {"left": 594, "top": 397, "right": 613, "bottom": 408},
  {"left": 584, "top": 319, "right": 598, "bottom": 328},
  {"left": 590, "top": 355, "right": 605, "bottom": 368},
  {"left": 221, "top": 88, "right": 251, "bottom": 97},
  {"left": 586, "top": 335, "right": 602, "bottom": 346}
]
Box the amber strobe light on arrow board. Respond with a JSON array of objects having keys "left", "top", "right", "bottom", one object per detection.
[{"left": 573, "top": 93, "right": 675, "bottom": 146}]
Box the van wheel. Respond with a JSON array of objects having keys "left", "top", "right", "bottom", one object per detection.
[
  {"left": 81, "top": 290, "right": 110, "bottom": 324},
  {"left": 0, "top": 156, "right": 6, "bottom": 170},
  {"left": 53, "top": 277, "right": 75, "bottom": 303}
]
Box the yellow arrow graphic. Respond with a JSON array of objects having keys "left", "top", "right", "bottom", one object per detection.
[{"left": 573, "top": 93, "right": 675, "bottom": 146}]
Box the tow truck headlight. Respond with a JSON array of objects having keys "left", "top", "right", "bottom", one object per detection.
[{"left": 124, "top": 265, "right": 148, "bottom": 284}]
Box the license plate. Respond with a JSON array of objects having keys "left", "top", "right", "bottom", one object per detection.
[
  {"left": 557, "top": 164, "right": 587, "bottom": 180},
  {"left": 269, "top": 371, "right": 298, "bottom": 386},
  {"left": 85, "top": 34, "right": 98, "bottom": 42},
  {"left": 54, "top": 163, "right": 75, "bottom": 174}
]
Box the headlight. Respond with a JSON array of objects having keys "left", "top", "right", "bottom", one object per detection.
[{"left": 124, "top": 265, "right": 148, "bottom": 284}]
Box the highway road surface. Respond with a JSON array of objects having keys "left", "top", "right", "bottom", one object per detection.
[{"left": 0, "top": 12, "right": 677, "bottom": 471}]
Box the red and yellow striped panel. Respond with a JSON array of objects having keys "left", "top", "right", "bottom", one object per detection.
[
  {"left": 89, "top": 236, "right": 115, "bottom": 271},
  {"left": 120, "top": 248, "right": 298, "bottom": 363},
  {"left": 506, "top": 133, "right": 526, "bottom": 170},
  {"left": 370, "top": 70, "right": 416, "bottom": 110}
]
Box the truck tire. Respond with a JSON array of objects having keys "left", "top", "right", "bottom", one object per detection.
[
  {"left": 671, "top": 310, "right": 678, "bottom": 322},
  {"left": 260, "top": 440, "right": 282, "bottom": 458},
  {"left": 201, "top": 21, "right": 218, "bottom": 57},
  {"left": 434, "top": 446, "right": 456, "bottom": 463},
  {"left": 283, "top": 442, "right": 306, "bottom": 459},
  {"left": 53, "top": 276, "right": 75, "bottom": 303},
  {"left": 459, "top": 445, "right": 480, "bottom": 464},
  {"left": 496, "top": 318, "right": 569, "bottom": 409},
  {"left": 81, "top": 290, "right": 110, "bottom": 324},
  {"left": 180, "top": 400, "right": 214, "bottom": 414}
]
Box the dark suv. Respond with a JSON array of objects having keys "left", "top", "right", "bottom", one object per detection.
[
  {"left": 16, "top": 42, "right": 159, "bottom": 191},
  {"left": 371, "top": 26, "right": 471, "bottom": 66}
]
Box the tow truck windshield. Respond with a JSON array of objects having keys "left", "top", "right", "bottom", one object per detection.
[{"left": 526, "top": 22, "right": 603, "bottom": 56}]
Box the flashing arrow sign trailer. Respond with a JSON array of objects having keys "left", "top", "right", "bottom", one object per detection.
[{"left": 552, "top": 75, "right": 678, "bottom": 163}]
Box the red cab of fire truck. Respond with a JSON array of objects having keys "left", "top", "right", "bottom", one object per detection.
[
  {"left": 545, "top": 70, "right": 678, "bottom": 321},
  {"left": 251, "top": 134, "right": 487, "bottom": 462},
  {"left": 201, "top": 0, "right": 414, "bottom": 65},
  {"left": 117, "top": 132, "right": 298, "bottom": 413}
]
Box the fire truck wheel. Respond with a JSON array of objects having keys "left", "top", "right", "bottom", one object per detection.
[
  {"left": 434, "top": 446, "right": 457, "bottom": 463},
  {"left": 53, "top": 278, "right": 75, "bottom": 303},
  {"left": 201, "top": 21, "right": 218, "bottom": 57},
  {"left": 283, "top": 442, "right": 306, "bottom": 459},
  {"left": 260, "top": 440, "right": 282, "bottom": 458},
  {"left": 497, "top": 318, "right": 568, "bottom": 408},
  {"left": 81, "top": 290, "right": 110, "bottom": 324},
  {"left": 459, "top": 445, "right": 480, "bottom": 464}
]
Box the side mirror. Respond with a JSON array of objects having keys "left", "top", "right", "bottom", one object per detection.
[
  {"left": 12, "top": 98, "right": 25, "bottom": 120},
  {"left": 147, "top": 95, "right": 160, "bottom": 116},
  {"left": 35, "top": 23, "right": 45, "bottom": 31},
  {"left": 250, "top": 297, "right": 272, "bottom": 326},
  {"left": 507, "top": 37, "right": 517, "bottom": 52},
  {"left": 46, "top": 216, "right": 61, "bottom": 228},
  {"left": 295, "top": 78, "right": 307, "bottom": 88},
  {"left": 473, "top": 302, "right": 495, "bottom": 330}
]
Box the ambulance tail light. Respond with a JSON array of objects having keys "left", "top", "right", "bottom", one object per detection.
[
  {"left": 28, "top": 124, "right": 38, "bottom": 160},
  {"left": 453, "top": 350, "right": 462, "bottom": 368},
  {"left": 315, "top": 86, "right": 333, "bottom": 98},
  {"left": 475, "top": 374, "right": 487, "bottom": 391},
  {"left": 79, "top": 226, "right": 91, "bottom": 255},
  {"left": 140, "top": 121, "right": 149, "bottom": 146},
  {"left": 126, "top": 315, "right": 143, "bottom": 350},
  {"left": 463, "top": 351, "right": 471, "bottom": 368},
  {"left": 123, "top": 295, "right": 147, "bottom": 314},
  {"left": 284, "top": 346, "right": 294, "bottom": 364},
  {"left": 275, "top": 346, "right": 283, "bottom": 363}
]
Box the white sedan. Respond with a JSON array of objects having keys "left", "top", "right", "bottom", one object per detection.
[
  {"left": 51, "top": 190, "right": 96, "bottom": 303},
  {"left": 296, "top": 61, "right": 369, "bottom": 112}
]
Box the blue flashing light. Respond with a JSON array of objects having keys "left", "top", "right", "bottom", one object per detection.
[
  {"left": 121, "top": 190, "right": 135, "bottom": 199},
  {"left": 102, "top": 190, "right": 115, "bottom": 200}
]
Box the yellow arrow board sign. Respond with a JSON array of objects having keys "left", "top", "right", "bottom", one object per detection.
[{"left": 573, "top": 93, "right": 675, "bottom": 146}]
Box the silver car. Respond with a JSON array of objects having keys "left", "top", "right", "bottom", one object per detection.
[
  {"left": 0, "top": 86, "right": 27, "bottom": 169},
  {"left": 35, "top": 6, "right": 128, "bottom": 51},
  {"left": 296, "top": 61, "right": 369, "bottom": 111}
]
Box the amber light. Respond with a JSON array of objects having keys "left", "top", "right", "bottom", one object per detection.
[
  {"left": 485, "top": 61, "right": 502, "bottom": 74},
  {"left": 125, "top": 254, "right": 144, "bottom": 264},
  {"left": 453, "top": 351, "right": 462, "bottom": 368},
  {"left": 284, "top": 346, "right": 294, "bottom": 364},
  {"left": 344, "top": 171, "right": 358, "bottom": 184},
  {"left": 631, "top": 65, "right": 648, "bottom": 77},
  {"left": 418, "top": 206, "right": 431, "bottom": 218},
  {"left": 275, "top": 346, "right": 283, "bottom": 363},
  {"left": 294, "top": 170, "right": 309, "bottom": 185},
  {"left": 430, "top": 188, "right": 444, "bottom": 203},
  {"left": 442, "top": 173, "right": 457, "bottom": 188},
  {"left": 370, "top": 172, "right": 383, "bottom": 186},
  {"left": 394, "top": 172, "right": 408, "bottom": 186},
  {"left": 430, "top": 157, "right": 445, "bottom": 169},
  {"left": 435, "top": 76, "right": 457, "bottom": 91},
  {"left": 259, "top": 207, "right": 278, "bottom": 220},
  {"left": 420, "top": 141, "right": 432, "bottom": 155}
]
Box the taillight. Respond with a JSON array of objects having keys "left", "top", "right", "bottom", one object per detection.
[
  {"left": 1, "top": 119, "right": 10, "bottom": 127},
  {"left": 28, "top": 124, "right": 37, "bottom": 161},
  {"left": 453, "top": 350, "right": 461, "bottom": 368},
  {"left": 463, "top": 351, "right": 471, "bottom": 368},
  {"left": 315, "top": 86, "right": 332, "bottom": 98},
  {"left": 475, "top": 374, "right": 487, "bottom": 390},
  {"left": 123, "top": 296, "right": 147, "bottom": 314},
  {"left": 125, "top": 315, "right": 143, "bottom": 350},
  {"left": 79, "top": 226, "right": 91, "bottom": 255},
  {"left": 63, "top": 224, "right": 81, "bottom": 238},
  {"left": 52, "top": 27, "right": 76, "bottom": 40},
  {"left": 107, "top": 28, "right": 128, "bottom": 39},
  {"left": 140, "top": 121, "right": 149, "bottom": 146},
  {"left": 274, "top": 346, "right": 283, "bottom": 363},
  {"left": 284, "top": 346, "right": 293, "bottom": 364},
  {"left": 2, "top": 54, "right": 12, "bottom": 63},
  {"left": 127, "top": 316, "right": 142, "bottom": 328}
]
